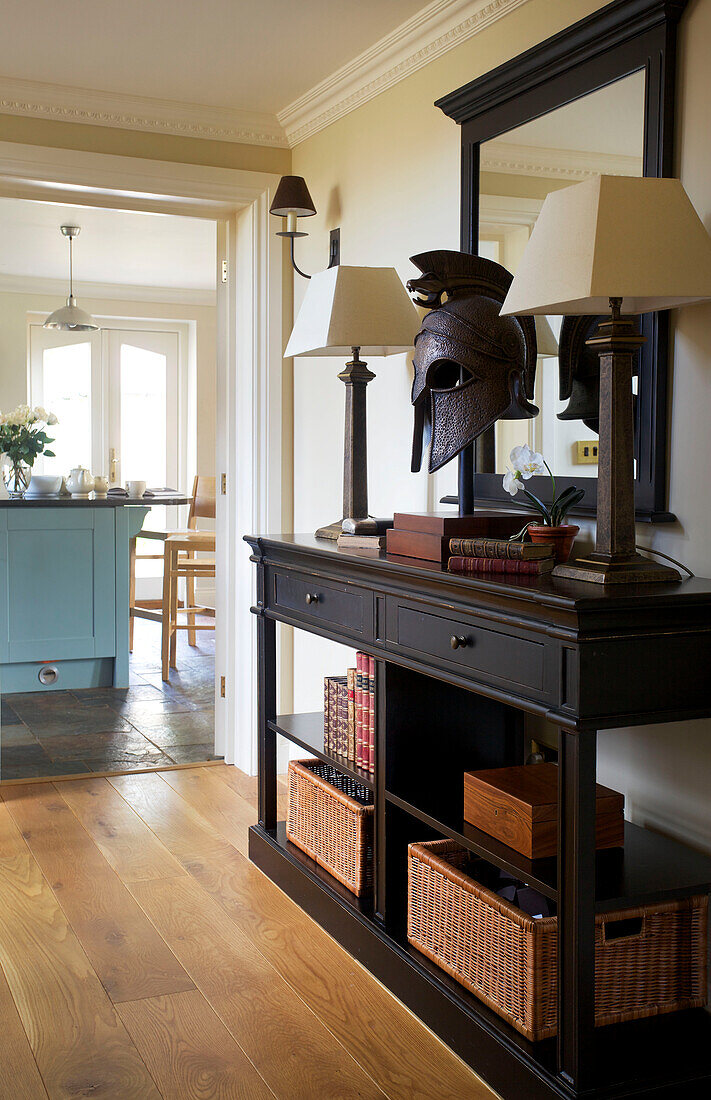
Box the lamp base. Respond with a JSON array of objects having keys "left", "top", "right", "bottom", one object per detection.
[{"left": 553, "top": 552, "right": 680, "bottom": 585}]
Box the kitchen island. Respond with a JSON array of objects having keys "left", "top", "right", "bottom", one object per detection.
[{"left": 0, "top": 496, "right": 188, "bottom": 693}]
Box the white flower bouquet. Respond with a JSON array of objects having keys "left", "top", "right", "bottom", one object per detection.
[{"left": 0, "top": 404, "right": 59, "bottom": 497}]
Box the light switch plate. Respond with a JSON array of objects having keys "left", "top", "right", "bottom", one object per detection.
[{"left": 576, "top": 440, "right": 599, "bottom": 464}]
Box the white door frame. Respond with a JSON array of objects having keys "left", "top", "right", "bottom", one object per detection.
[{"left": 0, "top": 140, "right": 287, "bottom": 774}]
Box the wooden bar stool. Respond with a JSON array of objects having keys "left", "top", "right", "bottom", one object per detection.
[
  {"left": 161, "top": 531, "right": 216, "bottom": 681},
  {"left": 130, "top": 474, "right": 216, "bottom": 650}
]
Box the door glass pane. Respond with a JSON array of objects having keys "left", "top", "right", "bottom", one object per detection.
[
  {"left": 120, "top": 343, "right": 167, "bottom": 487},
  {"left": 41, "top": 343, "right": 93, "bottom": 472}
]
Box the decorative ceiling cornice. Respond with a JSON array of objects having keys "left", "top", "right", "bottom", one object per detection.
[
  {"left": 0, "top": 76, "right": 288, "bottom": 148},
  {"left": 278, "top": 0, "right": 532, "bottom": 148},
  {"left": 481, "top": 141, "right": 643, "bottom": 181}
]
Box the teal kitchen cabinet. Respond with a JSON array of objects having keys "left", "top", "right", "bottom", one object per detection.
[{"left": 0, "top": 503, "right": 148, "bottom": 693}]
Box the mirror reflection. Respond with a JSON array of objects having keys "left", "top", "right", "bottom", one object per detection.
[{"left": 478, "top": 70, "right": 645, "bottom": 477}]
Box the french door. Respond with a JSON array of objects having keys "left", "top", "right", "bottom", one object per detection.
[{"left": 30, "top": 324, "right": 181, "bottom": 505}]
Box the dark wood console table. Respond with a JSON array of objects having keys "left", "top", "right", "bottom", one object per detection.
[{"left": 246, "top": 533, "right": 711, "bottom": 1100}]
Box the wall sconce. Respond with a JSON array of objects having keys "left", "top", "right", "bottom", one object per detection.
[{"left": 269, "top": 175, "right": 340, "bottom": 279}]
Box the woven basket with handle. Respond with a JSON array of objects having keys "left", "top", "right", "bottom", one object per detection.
[
  {"left": 287, "top": 758, "right": 374, "bottom": 896},
  {"left": 408, "top": 839, "right": 707, "bottom": 1041}
]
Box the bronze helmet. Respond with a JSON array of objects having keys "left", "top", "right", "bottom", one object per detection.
[{"left": 407, "top": 250, "right": 538, "bottom": 474}]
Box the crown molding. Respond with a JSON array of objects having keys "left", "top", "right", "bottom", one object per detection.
[
  {"left": 278, "top": 0, "right": 532, "bottom": 148},
  {"left": 481, "top": 141, "right": 643, "bottom": 181},
  {"left": 479, "top": 193, "right": 542, "bottom": 231},
  {"left": 0, "top": 272, "right": 215, "bottom": 306},
  {"left": 0, "top": 75, "right": 288, "bottom": 148}
]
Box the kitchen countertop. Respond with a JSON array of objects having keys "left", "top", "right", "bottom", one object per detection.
[{"left": 0, "top": 495, "right": 191, "bottom": 507}]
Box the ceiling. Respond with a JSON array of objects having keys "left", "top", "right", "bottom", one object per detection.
[
  {"left": 0, "top": 199, "right": 216, "bottom": 290},
  {"left": 0, "top": 0, "right": 424, "bottom": 116}
]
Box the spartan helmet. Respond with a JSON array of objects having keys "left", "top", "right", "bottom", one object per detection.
[{"left": 407, "top": 250, "right": 538, "bottom": 474}]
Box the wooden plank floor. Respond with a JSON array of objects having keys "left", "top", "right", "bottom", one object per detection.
[{"left": 0, "top": 764, "right": 498, "bottom": 1100}]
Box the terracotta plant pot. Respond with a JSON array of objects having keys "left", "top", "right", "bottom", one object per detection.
[{"left": 527, "top": 523, "right": 580, "bottom": 565}]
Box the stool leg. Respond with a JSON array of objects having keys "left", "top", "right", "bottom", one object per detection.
[
  {"left": 187, "top": 548, "right": 196, "bottom": 647},
  {"left": 129, "top": 536, "right": 136, "bottom": 652},
  {"left": 170, "top": 553, "right": 179, "bottom": 670},
  {"left": 161, "top": 543, "right": 172, "bottom": 681}
]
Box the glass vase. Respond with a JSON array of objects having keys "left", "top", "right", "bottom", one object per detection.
[{"left": 2, "top": 457, "right": 32, "bottom": 498}]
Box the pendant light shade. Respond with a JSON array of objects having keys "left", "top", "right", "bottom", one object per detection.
[{"left": 44, "top": 225, "right": 99, "bottom": 331}]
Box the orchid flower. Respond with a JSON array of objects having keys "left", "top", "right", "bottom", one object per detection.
[{"left": 502, "top": 445, "right": 584, "bottom": 530}]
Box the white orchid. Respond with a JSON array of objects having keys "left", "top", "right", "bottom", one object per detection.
[
  {"left": 501, "top": 445, "right": 584, "bottom": 528},
  {"left": 509, "top": 443, "right": 546, "bottom": 480},
  {"left": 503, "top": 468, "right": 522, "bottom": 496}
]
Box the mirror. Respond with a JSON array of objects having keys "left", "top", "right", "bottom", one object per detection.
[
  {"left": 435, "top": 0, "right": 683, "bottom": 522},
  {"left": 477, "top": 71, "right": 645, "bottom": 477}
]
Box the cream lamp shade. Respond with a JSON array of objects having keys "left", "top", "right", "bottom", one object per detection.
[
  {"left": 285, "top": 265, "right": 419, "bottom": 357},
  {"left": 501, "top": 175, "right": 711, "bottom": 316}
]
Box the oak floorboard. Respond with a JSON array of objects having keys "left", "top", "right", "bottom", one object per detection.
[
  {"left": 130, "top": 873, "right": 387, "bottom": 1100},
  {"left": 159, "top": 766, "right": 259, "bottom": 855},
  {"left": 0, "top": 834, "right": 160, "bottom": 1097},
  {"left": 1, "top": 783, "right": 194, "bottom": 1004},
  {"left": 0, "top": 950, "right": 49, "bottom": 1100},
  {"left": 57, "top": 776, "right": 186, "bottom": 883},
  {"left": 211, "top": 763, "right": 288, "bottom": 816},
  {"left": 114, "top": 769, "right": 494, "bottom": 1100},
  {"left": 108, "top": 772, "right": 242, "bottom": 866},
  {"left": 117, "top": 989, "right": 276, "bottom": 1100}
]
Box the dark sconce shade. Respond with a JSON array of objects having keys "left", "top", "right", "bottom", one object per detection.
[
  {"left": 269, "top": 176, "right": 317, "bottom": 218},
  {"left": 270, "top": 174, "right": 340, "bottom": 278}
]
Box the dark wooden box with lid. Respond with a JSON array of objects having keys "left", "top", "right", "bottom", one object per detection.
[{"left": 463, "top": 763, "right": 624, "bottom": 860}]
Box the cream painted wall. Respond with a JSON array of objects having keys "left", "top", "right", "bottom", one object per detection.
[
  {"left": 289, "top": 0, "right": 711, "bottom": 853},
  {"left": 0, "top": 290, "right": 216, "bottom": 480}
]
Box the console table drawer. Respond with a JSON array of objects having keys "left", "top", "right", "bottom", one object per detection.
[
  {"left": 269, "top": 567, "right": 374, "bottom": 640},
  {"left": 387, "top": 600, "right": 547, "bottom": 696}
]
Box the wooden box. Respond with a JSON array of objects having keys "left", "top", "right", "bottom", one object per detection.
[
  {"left": 463, "top": 763, "right": 624, "bottom": 859},
  {"left": 386, "top": 512, "right": 533, "bottom": 563}
]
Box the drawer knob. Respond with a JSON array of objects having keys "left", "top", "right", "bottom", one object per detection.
[
  {"left": 305, "top": 592, "right": 320, "bottom": 605},
  {"left": 450, "top": 634, "right": 469, "bottom": 650}
]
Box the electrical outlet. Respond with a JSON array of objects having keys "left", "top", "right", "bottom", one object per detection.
[{"left": 576, "top": 440, "right": 599, "bottom": 464}]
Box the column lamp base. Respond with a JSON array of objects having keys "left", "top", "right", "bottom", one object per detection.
[{"left": 553, "top": 552, "right": 680, "bottom": 585}]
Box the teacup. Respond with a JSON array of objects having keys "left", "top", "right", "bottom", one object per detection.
[{"left": 126, "top": 480, "right": 147, "bottom": 498}]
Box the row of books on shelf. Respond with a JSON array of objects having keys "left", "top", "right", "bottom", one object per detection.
[
  {"left": 324, "top": 652, "right": 375, "bottom": 773},
  {"left": 447, "top": 536, "right": 555, "bottom": 576}
]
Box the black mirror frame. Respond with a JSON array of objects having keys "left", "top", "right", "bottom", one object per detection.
[{"left": 435, "top": 0, "right": 688, "bottom": 522}]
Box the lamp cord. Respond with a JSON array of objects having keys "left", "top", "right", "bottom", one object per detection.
[{"left": 635, "top": 544, "right": 694, "bottom": 578}]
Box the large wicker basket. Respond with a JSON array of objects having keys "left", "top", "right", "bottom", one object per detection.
[
  {"left": 287, "top": 759, "right": 374, "bottom": 896},
  {"left": 408, "top": 839, "right": 708, "bottom": 1041}
]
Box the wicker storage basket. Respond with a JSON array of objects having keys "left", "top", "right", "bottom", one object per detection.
[
  {"left": 408, "top": 839, "right": 708, "bottom": 1041},
  {"left": 287, "top": 759, "right": 374, "bottom": 896}
]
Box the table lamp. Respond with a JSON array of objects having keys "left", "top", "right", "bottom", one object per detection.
[
  {"left": 285, "top": 265, "right": 419, "bottom": 539},
  {"left": 501, "top": 175, "right": 711, "bottom": 584}
]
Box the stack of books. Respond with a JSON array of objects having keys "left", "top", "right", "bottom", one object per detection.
[
  {"left": 324, "top": 652, "right": 375, "bottom": 773},
  {"left": 447, "top": 537, "right": 555, "bottom": 576}
]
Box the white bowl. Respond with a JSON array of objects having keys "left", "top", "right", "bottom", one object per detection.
[{"left": 26, "top": 474, "right": 63, "bottom": 497}]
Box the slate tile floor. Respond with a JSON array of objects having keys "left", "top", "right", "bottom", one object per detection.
[{"left": 0, "top": 615, "right": 220, "bottom": 781}]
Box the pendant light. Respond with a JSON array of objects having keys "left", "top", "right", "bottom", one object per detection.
[{"left": 44, "top": 225, "right": 99, "bottom": 331}]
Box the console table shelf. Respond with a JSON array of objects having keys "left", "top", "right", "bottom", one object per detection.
[
  {"left": 270, "top": 712, "right": 375, "bottom": 789},
  {"left": 248, "top": 534, "right": 711, "bottom": 1100}
]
